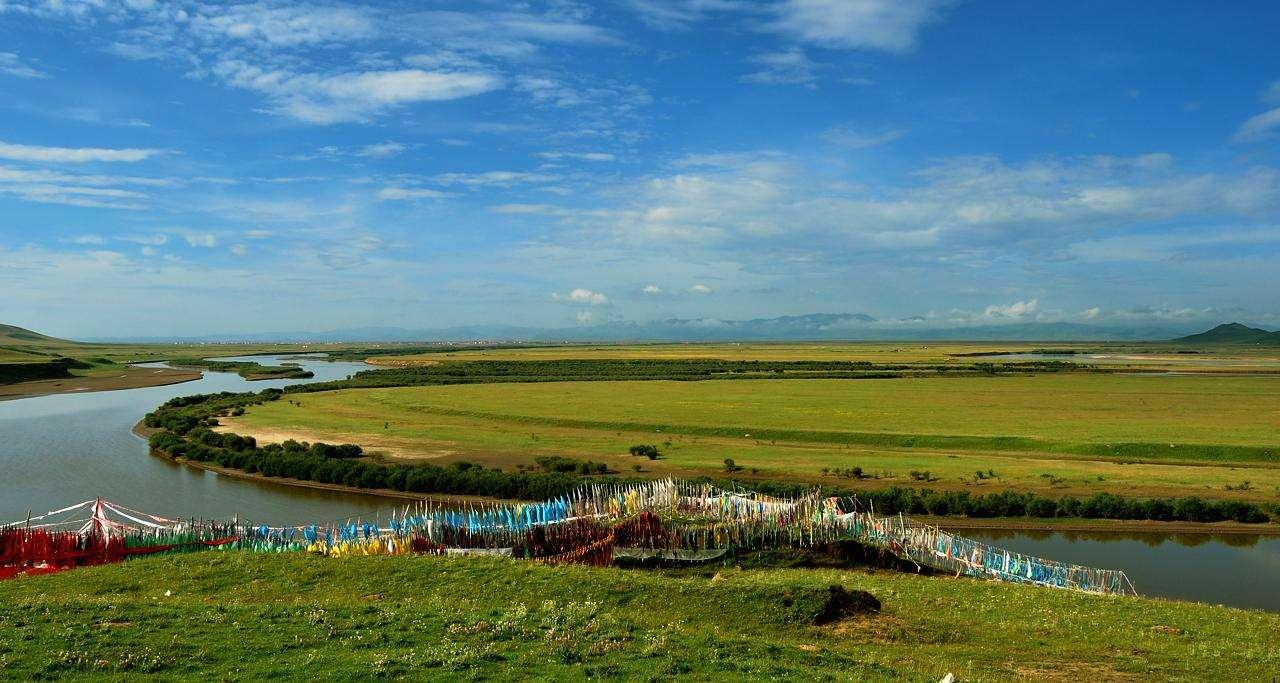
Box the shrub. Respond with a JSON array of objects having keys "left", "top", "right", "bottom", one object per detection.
[{"left": 629, "top": 444, "right": 660, "bottom": 459}]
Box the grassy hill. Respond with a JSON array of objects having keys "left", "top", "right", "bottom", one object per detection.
[
  {"left": 0, "top": 323, "right": 62, "bottom": 344},
  {"left": 0, "top": 323, "right": 86, "bottom": 363},
  {"left": 0, "top": 323, "right": 352, "bottom": 396},
  {"left": 0, "top": 552, "right": 1276, "bottom": 680},
  {"left": 1174, "top": 323, "right": 1280, "bottom": 345}
]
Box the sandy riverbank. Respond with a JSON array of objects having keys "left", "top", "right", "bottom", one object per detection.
[
  {"left": 0, "top": 366, "right": 201, "bottom": 402},
  {"left": 135, "top": 421, "right": 509, "bottom": 505}
]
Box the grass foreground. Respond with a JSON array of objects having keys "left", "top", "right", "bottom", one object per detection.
[{"left": 1, "top": 553, "right": 1277, "bottom": 680}]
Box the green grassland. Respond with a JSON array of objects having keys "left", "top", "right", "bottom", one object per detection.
[
  {"left": 373, "top": 340, "right": 1280, "bottom": 372},
  {"left": 1, "top": 553, "right": 1276, "bottom": 680},
  {"left": 223, "top": 374, "right": 1280, "bottom": 502}
]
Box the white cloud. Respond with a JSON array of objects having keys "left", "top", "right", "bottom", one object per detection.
[
  {"left": 117, "top": 233, "right": 168, "bottom": 246},
  {"left": 819, "top": 125, "right": 905, "bottom": 149},
  {"left": 558, "top": 288, "right": 609, "bottom": 305},
  {"left": 187, "top": 3, "right": 376, "bottom": 47},
  {"left": 537, "top": 151, "right": 615, "bottom": 162},
  {"left": 619, "top": 0, "right": 744, "bottom": 30},
  {"left": 211, "top": 60, "right": 503, "bottom": 124},
  {"left": 63, "top": 234, "right": 105, "bottom": 245},
  {"left": 0, "top": 166, "right": 171, "bottom": 187},
  {"left": 395, "top": 10, "right": 620, "bottom": 64},
  {"left": 771, "top": 0, "right": 950, "bottom": 53},
  {"left": 575, "top": 310, "right": 595, "bottom": 324},
  {"left": 689, "top": 284, "right": 713, "bottom": 294},
  {"left": 106, "top": 42, "right": 165, "bottom": 61},
  {"left": 983, "top": 299, "right": 1037, "bottom": 319},
  {"left": 741, "top": 49, "right": 818, "bottom": 86},
  {"left": 0, "top": 52, "right": 46, "bottom": 78},
  {"left": 358, "top": 141, "right": 407, "bottom": 158},
  {"left": 433, "top": 171, "right": 556, "bottom": 187},
  {"left": 185, "top": 233, "right": 218, "bottom": 248},
  {"left": 491, "top": 203, "right": 556, "bottom": 214},
  {"left": 642, "top": 284, "right": 662, "bottom": 294},
  {"left": 377, "top": 186, "right": 449, "bottom": 200},
  {"left": 539, "top": 151, "right": 1280, "bottom": 262},
  {"left": 230, "top": 243, "right": 248, "bottom": 256},
  {"left": 0, "top": 183, "right": 148, "bottom": 209},
  {"left": 0, "top": 140, "right": 161, "bottom": 163},
  {"left": 1233, "top": 107, "right": 1280, "bottom": 143}
]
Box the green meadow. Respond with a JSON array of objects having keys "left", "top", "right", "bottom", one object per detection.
[
  {"left": 224, "top": 374, "right": 1280, "bottom": 502},
  {"left": 1, "top": 553, "right": 1276, "bottom": 680}
]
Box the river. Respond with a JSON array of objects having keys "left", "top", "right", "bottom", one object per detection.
[
  {"left": 2, "top": 357, "right": 1277, "bottom": 611},
  {"left": 961, "top": 528, "right": 1280, "bottom": 612},
  {"left": 0, "top": 355, "right": 394, "bottom": 526}
]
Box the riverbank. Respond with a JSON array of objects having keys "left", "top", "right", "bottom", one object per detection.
[
  {"left": 139, "top": 416, "right": 1280, "bottom": 535},
  {"left": 3, "top": 552, "right": 1277, "bottom": 679},
  {"left": 137, "top": 419, "right": 511, "bottom": 505},
  {"left": 0, "top": 365, "right": 200, "bottom": 402}
]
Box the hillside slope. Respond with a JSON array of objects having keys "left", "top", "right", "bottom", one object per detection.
[
  {"left": 0, "top": 323, "right": 83, "bottom": 362},
  {"left": 1173, "top": 323, "right": 1280, "bottom": 345}
]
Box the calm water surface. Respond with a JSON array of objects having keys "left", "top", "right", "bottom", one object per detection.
[
  {"left": 3, "top": 359, "right": 1277, "bottom": 610},
  {"left": 961, "top": 528, "right": 1280, "bottom": 611},
  {"left": 0, "top": 355, "right": 393, "bottom": 525}
]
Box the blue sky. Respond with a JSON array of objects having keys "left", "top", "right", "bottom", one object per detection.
[{"left": 1, "top": 0, "right": 1278, "bottom": 338}]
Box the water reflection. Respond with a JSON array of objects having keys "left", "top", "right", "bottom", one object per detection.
[
  {"left": 967, "top": 527, "right": 1267, "bottom": 548},
  {"left": 0, "top": 355, "right": 394, "bottom": 525},
  {"left": 961, "top": 527, "right": 1280, "bottom": 611}
]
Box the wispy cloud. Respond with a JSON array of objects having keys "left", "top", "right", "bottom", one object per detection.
[
  {"left": 819, "top": 125, "right": 906, "bottom": 148},
  {"left": 0, "top": 164, "right": 164, "bottom": 209},
  {"left": 770, "top": 0, "right": 950, "bottom": 53},
  {"left": 553, "top": 288, "right": 610, "bottom": 305},
  {"left": 537, "top": 151, "right": 615, "bottom": 162},
  {"left": 358, "top": 141, "right": 408, "bottom": 158},
  {"left": 187, "top": 3, "right": 377, "bottom": 47},
  {"left": 619, "top": 0, "right": 747, "bottom": 30},
  {"left": 185, "top": 233, "right": 218, "bottom": 248},
  {"left": 0, "top": 184, "right": 148, "bottom": 209},
  {"left": 377, "top": 187, "right": 450, "bottom": 201},
  {"left": 0, "top": 140, "right": 161, "bottom": 163},
  {"left": 1228, "top": 80, "right": 1280, "bottom": 144},
  {"left": 433, "top": 171, "right": 557, "bottom": 187},
  {"left": 211, "top": 60, "right": 503, "bottom": 124},
  {"left": 0, "top": 52, "right": 46, "bottom": 78},
  {"left": 741, "top": 49, "right": 819, "bottom": 86},
  {"left": 1233, "top": 107, "right": 1280, "bottom": 143}
]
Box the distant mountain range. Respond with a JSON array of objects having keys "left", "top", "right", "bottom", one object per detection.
[
  {"left": 76, "top": 313, "right": 1224, "bottom": 344},
  {"left": 1171, "top": 322, "right": 1280, "bottom": 345}
]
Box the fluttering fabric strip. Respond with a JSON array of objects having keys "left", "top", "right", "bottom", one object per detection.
[{"left": 1, "top": 482, "right": 1136, "bottom": 596}]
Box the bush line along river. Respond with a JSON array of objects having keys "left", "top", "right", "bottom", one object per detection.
[{"left": 1, "top": 354, "right": 1277, "bottom": 611}]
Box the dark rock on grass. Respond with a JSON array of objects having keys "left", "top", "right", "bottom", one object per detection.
[
  {"left": 777, "top": 584, "right": 881, "bottom": 625},
  {"left": 814, "top": 585, "right": 881, "bottom": 625}
]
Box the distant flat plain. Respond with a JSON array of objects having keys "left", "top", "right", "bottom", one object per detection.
[{"left": 223, "top": 344, "right": 1280, "bottom": 503}]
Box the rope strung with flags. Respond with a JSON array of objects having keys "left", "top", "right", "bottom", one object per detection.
[{"left": 0, "top": 479, "right": 1136, "bottom": 596}]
